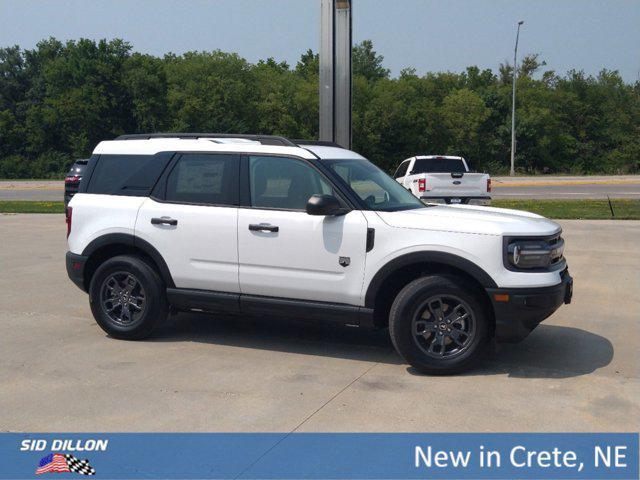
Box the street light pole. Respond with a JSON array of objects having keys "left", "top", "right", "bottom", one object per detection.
[{"left": 510, "top": 20, "right": 524, "bottom": 176}]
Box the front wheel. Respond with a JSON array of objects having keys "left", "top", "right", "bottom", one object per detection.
[{"left": 389, "top": 275, "right": 490, "bottom": 374}]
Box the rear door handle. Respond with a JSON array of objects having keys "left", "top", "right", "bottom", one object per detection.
[
  {"left": 249, "top": 223, "right": 279, "bottom": 233},
  {"left": 151, "top": 217, "right": 178, "bottom": 226}
]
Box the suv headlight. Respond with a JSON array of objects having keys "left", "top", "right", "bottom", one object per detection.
[{"left": 504, "top": 233, "right": 565, "bottom": 270}]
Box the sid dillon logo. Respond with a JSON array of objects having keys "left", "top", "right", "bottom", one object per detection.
[{"left": 21, "top": 438, "right": 107, "bottom": 476}]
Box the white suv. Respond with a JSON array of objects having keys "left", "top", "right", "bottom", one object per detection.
[{"left": 66, "top": 133, "right": 572, "bottom": 374}]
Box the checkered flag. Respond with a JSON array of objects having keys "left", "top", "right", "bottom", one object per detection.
[{"left": 65, "top": 454, "right": 96, "bottom": 476}]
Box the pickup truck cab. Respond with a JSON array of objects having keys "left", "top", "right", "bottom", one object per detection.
[
  {"left": 395, "top": 155, "right": 491, "bottom": 204},
  {"left": 66, "top": 134, "right": 572, "bottom": 374}
]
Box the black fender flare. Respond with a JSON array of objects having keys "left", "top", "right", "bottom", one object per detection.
[
  {"left": 364, "top": 251, "right": 497, "bottom": 308},
  {"left": 82, "top": 233, "right": 175, "bottom": 288}
]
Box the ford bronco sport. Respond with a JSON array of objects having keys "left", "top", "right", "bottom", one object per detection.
[{"left": 66, "top": 133, "right": 572, "bottom": 374}]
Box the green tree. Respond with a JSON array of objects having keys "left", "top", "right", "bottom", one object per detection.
[
  {"left": 164, "top": 50, "right": 256, "bottom": 133},
  {"left": 0, "top": 38, "right": 638, "bottom": 178},
  {"left": 353, "top": 40, "right": 389, "bottom": 81},
  {"left": 441, "top": 88, "right": 490, "bottom": 160},
  {"left": 295, "top": 49, "right": 319, "bottom": 79},
  {"left": 123, "top": 53, "right": 168, "bottom": 132}
]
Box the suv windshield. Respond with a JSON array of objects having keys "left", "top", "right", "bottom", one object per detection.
[
  {"left": 413, "top": 158, "right": 466, "bottom": 174},
  {"left": 325, "top": 159, "right": 425, "bottom": 211}
]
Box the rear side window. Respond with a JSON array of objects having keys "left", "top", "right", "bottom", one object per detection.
[
  {"left": 165, "top": 154, "right": 239, "bottom": 206},
  {"left": 412, "top": 158, "right": 466, "bottom": 174},
  {"left": 86, "top": 154, "right": 172, "bottom": 196},
  {"left": 393, "top": 160, "right": 410, "bottom": 178}
]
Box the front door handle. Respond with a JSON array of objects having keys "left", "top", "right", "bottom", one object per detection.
[
  {"left": 248, "top": 223, "right": 279, "bottom": 233},
  {"left": 151, "top": 217, "right": 178, "bottom": 226}
]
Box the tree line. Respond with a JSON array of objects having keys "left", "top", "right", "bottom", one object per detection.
[{"left": 0, "top": 37, "right": 638, "bottom": 178}]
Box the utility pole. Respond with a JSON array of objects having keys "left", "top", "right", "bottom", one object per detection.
[
  {"left": 510, "top": 20, "right": 524, "bottom": 176},
  {"left": 320, "top": 0, "right": 352, "bottom": 148}
]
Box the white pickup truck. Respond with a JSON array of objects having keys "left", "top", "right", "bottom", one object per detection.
[{"left": 394, "top": 155, "right": 491, "bottom": 204}]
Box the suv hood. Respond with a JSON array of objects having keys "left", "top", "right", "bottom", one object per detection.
[{"left": 376, "top": 204, "right": 561, "bottom": 237}]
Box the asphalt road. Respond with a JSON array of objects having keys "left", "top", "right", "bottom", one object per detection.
[
  {"left": 1, "top": 177, "right": 640, "bottom": 201},
  {"left": 492, "top": 183, "right": 640, "bottom": 199},
  {"left": 0, "top": 189, "right": 61, "bottom": 201},
  {"left": 1, "top": 214, "right": 638, "bottom": 432}
]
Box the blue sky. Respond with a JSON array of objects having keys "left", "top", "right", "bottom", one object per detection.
[{"left": 1, "top": 0, "right": 639, "bottom": 82}]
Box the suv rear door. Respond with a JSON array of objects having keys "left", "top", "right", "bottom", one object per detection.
[
  {"left": 135, "top": 153, "right": 240, "bottom": 293},
  {"left": 237, "top": 155, "right": 368, "bottom": 306}
]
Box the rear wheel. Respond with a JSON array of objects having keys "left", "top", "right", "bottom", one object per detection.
[
  {"left": 89, "top": 255, "right": 168, "bottom": 339},
  {"left": 389, "top": 275, "right": 490, "bottom": 374}
]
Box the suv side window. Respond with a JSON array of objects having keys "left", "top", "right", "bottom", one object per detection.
[
  {"left": 393, "top": 160, "right": 410, "bottom": 178},
  {"left": 165, "top": 154, "right": 239, "bottom": 206},
  {"left": 87, "top": 154, "right": 172, "bottom": 196},
  {"left": 249, "top": 156, "right": 333, "bottom": 210}
]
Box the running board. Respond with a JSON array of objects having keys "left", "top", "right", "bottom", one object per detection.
[{"left": 166, "top": 288, "right": 374, "bottom": 327}]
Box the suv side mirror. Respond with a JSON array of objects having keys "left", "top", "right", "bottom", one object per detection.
[{"left": 306, "top": 194, "right": 348, "bottom": 216}]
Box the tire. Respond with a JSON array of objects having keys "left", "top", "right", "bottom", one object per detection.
[
  {"left": 89, "top": 255, "right": 168, "bottom": 339},
  {"left": 389, "top": 275, "right": 490, "bottom": 374}
]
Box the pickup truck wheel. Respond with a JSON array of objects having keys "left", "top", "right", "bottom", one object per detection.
[
  {"left": 89, "top": 255, "right": 168, "bottom": 340},
  {"left": 389, "top": 275, "right": 489, "bottom": 374}
]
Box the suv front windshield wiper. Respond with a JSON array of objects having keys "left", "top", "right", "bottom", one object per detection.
[{"left": 375, "top": 203, "right": 430, "bottom": 212}]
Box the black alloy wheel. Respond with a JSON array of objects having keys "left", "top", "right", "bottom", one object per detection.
[
  {"left": 89, "top": 255, "right": 168, "bottom": 339},
  {"left": 100, "top": 272, "right": 147, "bottom": 326},
  {"left": 389, "top": 275, "right": 490, "bottom": 374},
  {"left": 411, "top": 294, "right": 476, "bottom": 359}
]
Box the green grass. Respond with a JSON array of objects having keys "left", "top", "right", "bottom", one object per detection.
[
  {"left": 1, "top": 199, "right": 638, "bottom": 219},
  {"left": 0, "top": 201, "right": 66, "bottom": 213},
  {"left": 492, "top": 199, "right": 640, "bottom": 220}
]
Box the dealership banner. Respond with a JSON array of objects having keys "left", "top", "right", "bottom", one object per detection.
[{"left": 1, "top": 433, "right": 637, "bottom": 479}]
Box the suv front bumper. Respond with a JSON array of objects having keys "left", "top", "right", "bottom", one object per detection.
[{"left": 486, "top": 269, "right": 573, "bottom": 342}]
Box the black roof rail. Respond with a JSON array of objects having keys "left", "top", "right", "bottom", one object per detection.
[
  {"left": 114, "top": 133, "right": 297, "bottom": 147},
  {"left": 293, "top": 139, "right": 342, "bottom": 148}
]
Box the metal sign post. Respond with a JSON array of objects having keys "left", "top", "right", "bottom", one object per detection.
[{"left": 320, "top": 0, "right": 352, "bottom": 149}]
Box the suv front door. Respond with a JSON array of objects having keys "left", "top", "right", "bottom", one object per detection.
[
  {"left": 237, "top": 155, "right": 368, "bottom": 306},
  {"left": 135, "top": 153, "right": 240, "bottom": 293}
]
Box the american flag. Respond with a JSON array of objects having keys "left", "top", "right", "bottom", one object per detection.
[
  {"left": 36, "top": 454, "right": 70, "bottom": 475},
  {"left": 36, "top": 453, "right": 96, "bottom": 476}
]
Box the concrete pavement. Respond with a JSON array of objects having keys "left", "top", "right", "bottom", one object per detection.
[{"left": 0, "top": 215, "right": 638, "bottom": 432}]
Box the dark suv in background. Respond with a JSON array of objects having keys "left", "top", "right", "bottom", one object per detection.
[{"left": 64, "top": 159, "right": 88, "bottom": 205}]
